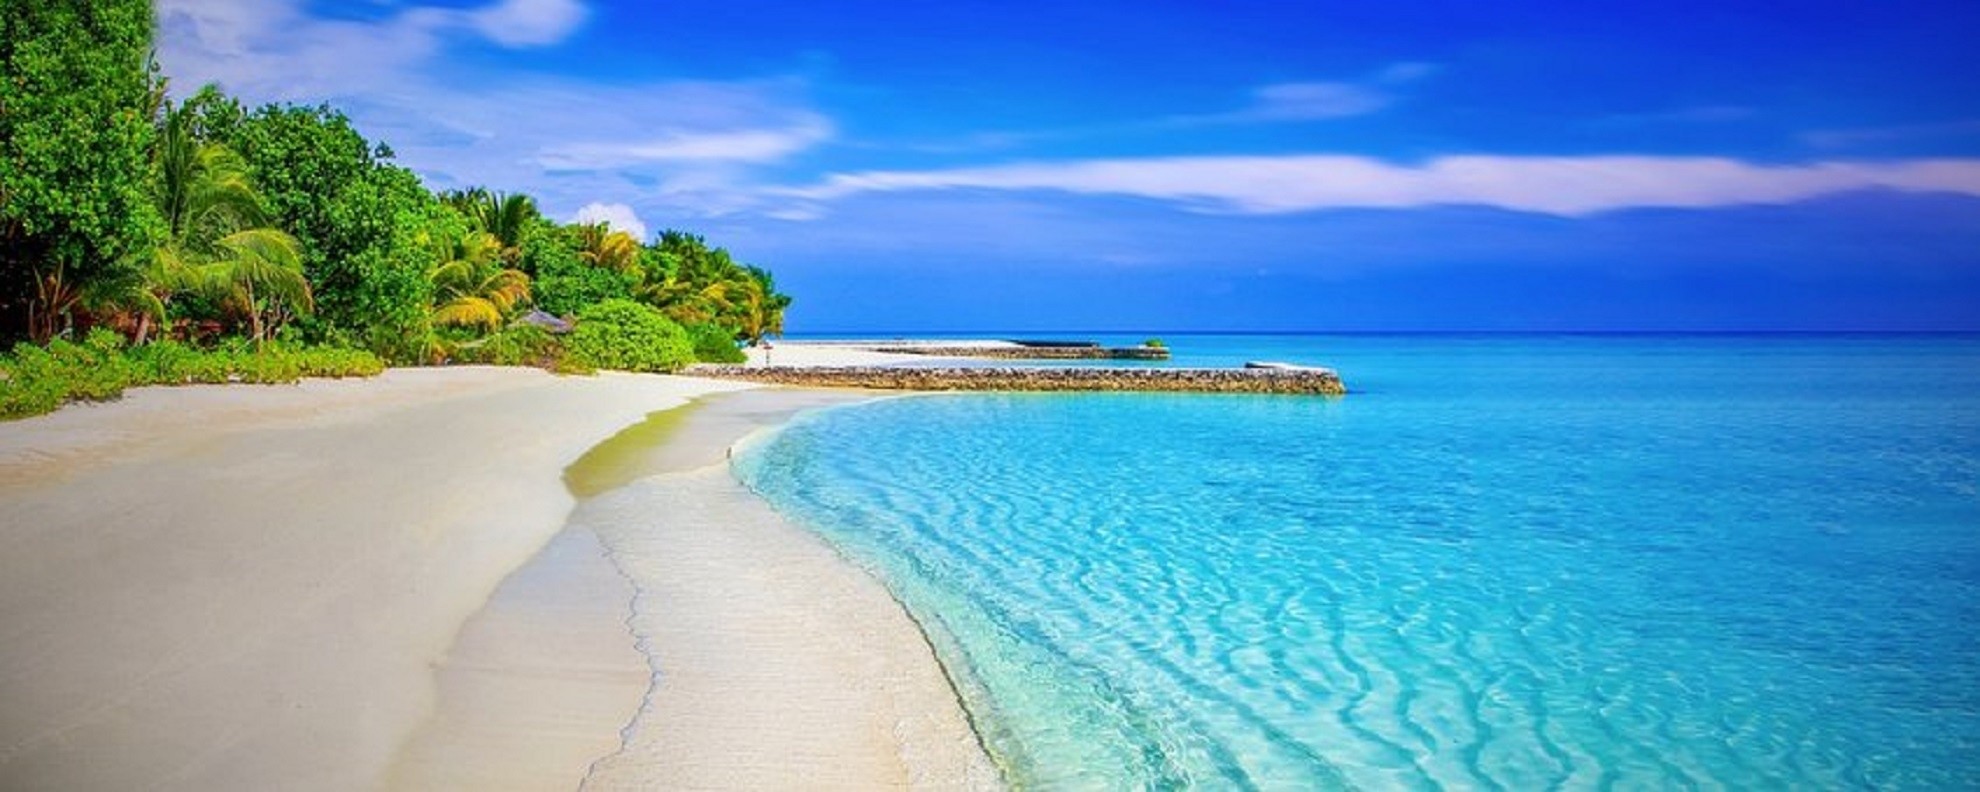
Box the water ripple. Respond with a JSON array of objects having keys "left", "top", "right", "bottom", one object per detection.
[{"left": 735, "top": 336, "right": 1980, "bottom": 789}]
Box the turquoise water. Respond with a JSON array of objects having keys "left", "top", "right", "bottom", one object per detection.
[{"left": 734, "top": 335, "right": 1980, "bottom": 788}]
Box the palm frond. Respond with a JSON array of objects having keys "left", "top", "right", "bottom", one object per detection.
[
  {"left": 431, "top": 297, "right": 504, "bottom": 332},
  {"left": 477, "top": 268, "right": 532, "bottom": 314},
  {"left": 213, "top": 227, "right": 313, "bottom": 314}
]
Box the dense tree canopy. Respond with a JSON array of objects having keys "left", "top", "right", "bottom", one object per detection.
[
  {"left": 1, "top": 0, "right": 791, "bottom": 412},
  {"left": 0, "top": 0, "right": 162, "bottom": 343}
]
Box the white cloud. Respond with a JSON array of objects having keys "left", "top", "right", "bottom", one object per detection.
[
  {"left": 538, "top": 117, "right": 835, "bottom": 168},
  {"left": 156, "top": 0, "right": 450, "bottom": 101},
  {"left": 155, "top": 0, "right": 833, "bottom": 224},
  {"left": 573, "top": 202, "right": 648, "bottom": 240},
  {"left": 1165, "top": 62, "right": 1436, "bottom": 126},
  {"left": 1231, "top": 82, "right": 1391, "bottom": 121},
  {"left": 783, "top": 155, "right": 1980, "bottom": 217},
  {"left": 1802, "top": 119, "right": 1980, "bottom": 150},
  {"left": 470, "top": 0, "right": 589, "bottom": 47},
  {"left": 156, "top": 0, "right": 588, "bottom": 101}
]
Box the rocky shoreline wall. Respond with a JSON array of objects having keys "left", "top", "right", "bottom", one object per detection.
[
  {"left": 686, "top": 365, "right": 1347, "bottom": 395},
  {"left": 870, "top": 345, "right": 1171, "bottom": 360}
]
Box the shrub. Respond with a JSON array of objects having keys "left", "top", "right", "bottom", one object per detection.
[
  {"left": 0, "top": 337, "right": 385, "bottom": 421},
  {"left": 128, "top": 339, "right": 203, "bottom": 383},
  {"left": 59, "top": 329, "right": 139, "bottom": 400},
  {"left": 0, "top": 345, "right": 68, "bottom": 419},
  {"left": 685, "top": 322, "right": 746, "bottom": 364},
  {"left": 452, "top": 324, "right": 561, "bottom": 368},
  {"left": 1143, "top": 338, "right": 1167, "bottom": 349},
  {"left": 296, "top": 346, "right": 386, "bottom": 378},
  {"left": 566, "top": 299, "right": 694, "bottom": 373}
]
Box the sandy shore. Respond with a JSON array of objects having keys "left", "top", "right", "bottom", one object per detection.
[
  {"left": 0, "top": 366, "right": 999, "bottom": 789},
  {"left": 579, "top": 391, "right": 998, "bottom": 789},
  {"left": 741, "top": 340, "right": 947, "bottom": 368}
]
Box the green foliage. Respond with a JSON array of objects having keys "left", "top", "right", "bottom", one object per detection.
[
  {"left": 567, "top": 299, "right": 693, "bottom": 374},
  {"left": 1143, "top": 338, "right": 1167, "bottom": 349},
  {"left": 450, "top": 323, "right": 562, "bottom": 368},
  {"left": 529, "top": 223, "right": 636, "bottom": 317},
  {"left": 0, "top": 335, "right": 384, "bottom": 420},
  {"left": 642, "top": 231, "right": 790, "bottom": 344},
  {"left": 0, "top": 345, "right": 66, "bottom": 417},
  {"left": 211, "top": 101, "right": 435, "bottom": 361},
  {"left": 150, "top": 102, "right": 314, "bottom": 343},
  {"left": 685, "top": 322, "right": 746, "bottom": 363},
  {"left": 440, "top": 187, "right": 539, "bottom": 263},
  {"left": 422, "top": 207, "right": 531, "bottom": 334},
  {"left": 0, "top": 13, "right": 793, "bottom": 371},
  {"left": 0, "top": 0, "right": 162, "bottom": 343}
]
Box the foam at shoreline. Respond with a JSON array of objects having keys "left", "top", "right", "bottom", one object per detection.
[
  {"left": 0, "top": 367, "right": 751, "bottom": 791},
  {"left": 571, "top": 390, "right": 1000, "bottom": 789},
  {"left": 391, "top": 388, "right": 999, "bottom": 789}
]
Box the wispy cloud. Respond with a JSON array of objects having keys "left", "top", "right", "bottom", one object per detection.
[
  {"left": 782, "top": 155, "right": 1980, "bottom": 217},
  {"left": 538, "top": 117, "right": 834, "bottom": 169},
  {"left": 1586, "top": 105, "right": 1756, "bottom": 129},
  {"left": 905, "top": 62, "right": 1435, "bottom": 153},
  {"left": 1802, "top": 119, "right": 1980, "bottom": 150},
  {"left": 1161, "top": 61, "right": 1436, "bottom": 127},
  {"left": 155, "top": 0, "right": 833, "bottom": 222}
]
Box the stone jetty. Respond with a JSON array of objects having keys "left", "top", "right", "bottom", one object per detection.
[
  {"left": 872, "top": 344, "right": 1170, "bottom": 361},
  {"left": 687, "top": 365, "right": 1347, "bottom": 395}
]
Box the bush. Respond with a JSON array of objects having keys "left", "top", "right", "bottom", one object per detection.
[
  {"left": 128, "top": 339, "right": 204, "bottom": 383},
  {"left": 685, "top": 322, "right": 746, "bottom": 364},
  {"left": 566, "top": 299, "right": 693, "bottom": 373},
  {"left": 58, "top": 329, "right": 139, "bottom": 400},
  {"left": 295, "top": 346, "right": 386, "bottom": 378},
  {"left": 1143, "top": 338, "right": 1167, "bottom": 349},
  {"left": 452, "top": 324, "right": 561, "bottom": 368},
  {"left": 0, "top": 336, "right": 385, "bottom": 421},
  {"left": 0, "top": 345, "right": 68, "bottom": 419},
  {"left": 528, "top": 224, "right": 636, "bottom": 316}
]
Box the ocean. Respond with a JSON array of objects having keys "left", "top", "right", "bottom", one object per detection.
[{"left": 733, "top": 334, "right": 1980, "bottom": 788}]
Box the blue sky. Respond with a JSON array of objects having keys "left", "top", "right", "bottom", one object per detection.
[{"left": 157, "top": 0, "right": 1980, "bottom": 331}]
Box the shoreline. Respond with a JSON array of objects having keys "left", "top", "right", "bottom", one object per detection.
[
  {"left": 393, "top": 387, "right": 1003, "bottom": 788},
  {"left": 0, "top": 371, "right": 999, "bottom": 789},
  {"left": 556, "top": 389, "right": 999, "bottom": 788},
  {"left": 0, "top": 367, "right": 757, "bottom": 789}
]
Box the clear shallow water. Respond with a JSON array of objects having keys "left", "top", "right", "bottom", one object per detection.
[{"left": 735, "top": 335, "right": 1980, "bottom": 788}]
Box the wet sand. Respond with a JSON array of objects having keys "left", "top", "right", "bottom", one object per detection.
[
  {"left": 0, "top": 368, "right": 749, "bottom": 790},
  {"left": 394, "top": 389, "right": 1000, "bottom": 789}
]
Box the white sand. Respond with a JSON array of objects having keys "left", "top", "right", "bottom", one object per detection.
[
  {"left": 385, "top": 524, "right": 649, "bottom": 791},
  {"left": 0, "top": 367, "right": 749, "bottom": 790},
  {"left": 580, "top": 463, "right": 1001, "bottom": 790},
  {"left": 741, "top": 340, "right": 990, "bottom": 368},
  {"left": 0, "top": 370, "right": 999, "bottom": 790},
  {"left": 398, "top": 388, "right": 1000, "bottom": 790}
]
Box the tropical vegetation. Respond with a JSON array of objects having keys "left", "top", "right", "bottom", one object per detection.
[
  {"left": 0, "top": 0, "right": 788, "bottom": 419},
  {"left": 566, "top": 300, "right": 696, "bottom": 374}
]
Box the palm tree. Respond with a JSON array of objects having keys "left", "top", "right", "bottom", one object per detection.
[
  {"left": 574, "top": 223, "right": 642, "bottom": 274},
  {"left": 426, "top": 227, "right": 530, "bottom": 334},
  {"left": 441, "top": 188, "right": 539, "bottom": 265},
  {"left": 735, "top": 265, "right": 790, "bottom": 345},
  {"left": 150, "top": 104, "right": 312, "bottom": 346}
]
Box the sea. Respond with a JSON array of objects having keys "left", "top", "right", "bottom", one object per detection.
[{"left": 732, "top": 333, "right": 1980, "bottom": 789}]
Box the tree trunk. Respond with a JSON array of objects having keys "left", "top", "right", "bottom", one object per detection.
[
  {"left": 29, "top": 265, "right": 77, "bottom": 344},
  {"left": 245, "top": 280, "right": 263, "bottom": 352}
]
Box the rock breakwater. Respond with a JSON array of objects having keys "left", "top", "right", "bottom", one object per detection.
[
  {"left": 873, "top": 345, "right": 1171, "bottom": 360},
  {"left": 687, "top": 365, "right": 1346, "bottom": 395}
]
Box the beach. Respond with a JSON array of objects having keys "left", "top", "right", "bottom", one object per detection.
[{"left": 0, "top": 361, "right": 993, "bottom": 790}]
